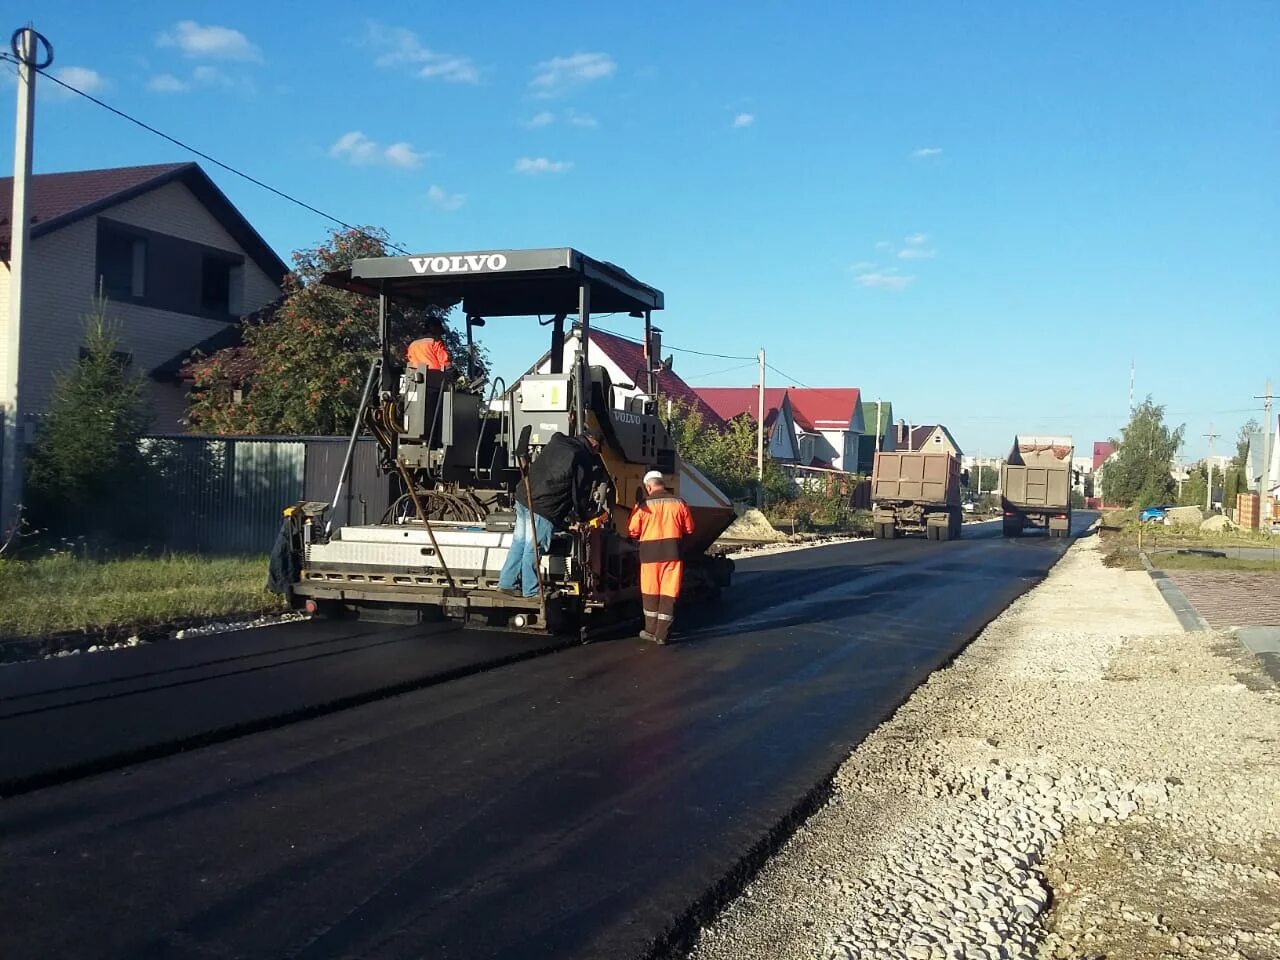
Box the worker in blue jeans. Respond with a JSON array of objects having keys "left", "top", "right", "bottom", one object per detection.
[{"left": 498, "top": 429, "right": 603, "bottom": 598}]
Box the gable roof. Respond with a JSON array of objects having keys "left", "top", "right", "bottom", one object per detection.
[
  {"left": 0, "top": 162, "right": 287, "bottom": 282},
  {"left": 862, "top": 401, "right": 894, "bottom": 440},
  {"left": 784, "top": 388, "right": 861, "bottom": 431},
  {"left": 696, "top": 386, "right": 813, "bottom": 431},
  {"left": 893, "top": 423, "right": 964, "bottom": 456},
  {"left": 583, "top": 328, "right": 725, "bottom": 426}
]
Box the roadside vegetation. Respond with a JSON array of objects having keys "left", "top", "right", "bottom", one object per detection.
[{"left": 0, "top": 553, "right": 284, "bottom": 640}]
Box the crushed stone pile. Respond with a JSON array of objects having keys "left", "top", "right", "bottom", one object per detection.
[{"left": 1199, "top": 514, "right": 1234, "bottom": 532}]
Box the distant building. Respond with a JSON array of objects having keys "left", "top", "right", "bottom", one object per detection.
[
  {"left": 893, "top": 423, "right": 963, "bottom": 459},
  {"left": 1, "top": 162, "right": 286, "bottom": 430},
  {"left": 697, "top": 386, "right": 865, "bottom": 471},
  {"left": 696, "top": 387, "right": 802, "bottom": 464}
]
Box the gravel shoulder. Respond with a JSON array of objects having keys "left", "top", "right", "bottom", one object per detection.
[{"left": 688, "top": 533, "right": 1280, "bottom": 960}]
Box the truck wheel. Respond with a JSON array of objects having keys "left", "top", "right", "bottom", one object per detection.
[
  {"left": 950, "top": 510, "right": 962, "bottom": 539},
  {"left": 1002, "top": 517, "right": 1019, "bottom": 538}
]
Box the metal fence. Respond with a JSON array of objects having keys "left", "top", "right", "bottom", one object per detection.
[{"left": 131, "top": 435, "right": 392, "bottom": 554}]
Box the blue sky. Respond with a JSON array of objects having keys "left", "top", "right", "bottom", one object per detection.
[{"left": 7, "top": 1, "right": 1278, "bottom": 459}]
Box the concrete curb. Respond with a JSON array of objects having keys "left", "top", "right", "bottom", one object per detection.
[
  {"left": 1139, "top": 551, "right": 1211, "bottom": 633},
  {"left": 1233, "top": 626, "right": 1280, "bottom": 684}
]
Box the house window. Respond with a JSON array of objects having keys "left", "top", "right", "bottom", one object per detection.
[
  {"left": 97, "top": 225, "right": 147, "bottom": 299},
  {"left": 201, "top": 255, "right": 234, "bottom": 314}
]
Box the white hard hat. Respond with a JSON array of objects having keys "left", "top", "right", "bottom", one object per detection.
[{"left": 643, "top": 470, "right": 664, "bottom": 484}]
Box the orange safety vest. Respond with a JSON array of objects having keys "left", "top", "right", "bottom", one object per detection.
[
  {"left": 407, "top": 337, "right": 451, "bottom": 371},
  {"left": 628, "top": 494, "right": 694, "bottom": 564}
]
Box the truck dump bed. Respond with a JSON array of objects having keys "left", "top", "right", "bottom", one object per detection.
[
  {"left": 1000, "top": 464, "right": 1071, "bottom": 510},
  {"left": 872, "top": 452, "right": 960, "bottom": 507},
  {"left": 1001, "top": 434, "right": 1073, "bottom": 510}
]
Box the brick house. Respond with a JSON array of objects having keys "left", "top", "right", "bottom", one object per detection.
[{"left": 1, "top": 162, "right": 286, "bottom": 431}]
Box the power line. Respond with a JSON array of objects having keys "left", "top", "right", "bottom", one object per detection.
[
  {"left": 4, "top": 53, "right": 411, "bottom": 256},
  {"left": 592, "top": 324, "right": 755, "bottom": 361},
  {"left": 683, "top": 361, "right": 758, "bottom": 381}
]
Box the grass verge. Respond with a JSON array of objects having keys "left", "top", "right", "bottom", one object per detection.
[
  {"left": 0, "top": 553, "right": 286, "bottom": 639},
  {"left": 1145, "top": 552, "right": 1280, "bottom": 573}
]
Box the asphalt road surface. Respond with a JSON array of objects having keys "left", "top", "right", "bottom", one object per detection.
[{"left": 0, "top": 515, "right": 1091, "bottom": 960}]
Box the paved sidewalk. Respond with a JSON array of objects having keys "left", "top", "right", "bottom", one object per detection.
[{"left": 1164, "top": 570, "right": 1280, "bottom": 628}]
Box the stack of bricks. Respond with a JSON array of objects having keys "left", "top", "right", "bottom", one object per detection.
[{"left": 1236, "top": 492, "right": 1278, "bottom": 529}]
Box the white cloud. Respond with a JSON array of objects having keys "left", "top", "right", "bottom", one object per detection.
[
  {"left": 147, "top": 73, "right": 190, "bottom": 93},
  {"left": 427, "top": 185, "right": 466, "bottom": 211},
  {"left": 330, "top": 131, "right": 427, "bottom": 168},
  {"left": 904, "top": 233, "right": 929, "bottom": 245},
  {"left": 514, "top": 156, "right": 573, "bottom": 175},
  {"left": 912, "top": 146, "right": 943, "bottom": 158},
  {"left": 731, "top": 112, "right": 755, "bottom": 128},
  {"left": 523, "top": 110, "right": 599, "bottom": 129},
  {"left": 158, "top": 21, "right": 261, "bottom": 62},
  {"left": 530, "top": 52, "right": 615, "bottom": 97},
  {"left": 855, "top": 270, "right": 914, "bottom": 290},
  {"left": 875, "top": 240, "right": 893, "bottom": 251},
  {"left": 383, "top": 142, "right": 426, "bottom": 168},
  {"left": 48, "top": 66, "right": 107, "bottom": 97},
  {"left": 363, "top": 23, "right": 479, "bottom": 83},
  {"left": 897, "top": 247, "right": 935, "bottom": 260}
]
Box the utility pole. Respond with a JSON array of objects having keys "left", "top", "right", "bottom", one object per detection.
[
  {"left": 1204, "top": 425, "right": 1218, "bottom": 513},
  {"left": 1259, "top": 379, "right": 1274, "bottom": 525},
  {"left": 756, "top": 347, "right": 765, "bottom": 509},
  {"left": 2, "top": 28, "right": 49, "bottom": 539}
]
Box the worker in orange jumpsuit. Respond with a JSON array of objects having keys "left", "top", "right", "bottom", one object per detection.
[
  {"left": 628, "top": 470, "right": 694, "bottom": 644},
  {"left": 406, "top": 317, "right": 451, "bottom": 371}
]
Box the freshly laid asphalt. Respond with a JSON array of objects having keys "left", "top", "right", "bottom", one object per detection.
[{"left": 0, "top": 516, "right": 1089, "bottom": 960}]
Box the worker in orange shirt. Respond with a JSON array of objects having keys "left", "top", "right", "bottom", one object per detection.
[
  {"left": 627, "top": 470, "right": 694, "bottom": 644},
  {"left": 406, "top": 317, "right": 451, "bottom": 371}
]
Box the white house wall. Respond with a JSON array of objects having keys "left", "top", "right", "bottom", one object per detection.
[{"left": 16, "top": 179, "right": 280, "bottom": 432}]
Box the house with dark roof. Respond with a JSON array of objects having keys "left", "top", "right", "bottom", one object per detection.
[
  {"left": 697, "top": 386, "right": 865, "bottom": 471},
  {"left": 892, "top": 423, "right": 964, "bottom": 458},
  {"left": 1, "top": 162, "right": 286, "bottom": 430}
]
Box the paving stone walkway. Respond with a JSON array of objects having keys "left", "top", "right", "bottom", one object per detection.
[{"left": 1165, "top": 570, "right": 1280, "bottom": 628}]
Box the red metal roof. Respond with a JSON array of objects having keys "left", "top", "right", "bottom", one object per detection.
[
  {"left": 785, "top": 388, "right": 861, "bottom": 430},
  {"left": 1092, "top": 441, "right": 1116, "bottom": 471},
  {"left": 696, "top": 387, "right": 811, "bottom": 430},
  {"left": 585, "top": 328, "right": 725, "bottom": 426}
]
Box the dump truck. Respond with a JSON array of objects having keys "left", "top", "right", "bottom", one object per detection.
[
  {"left": 270, "top": 248, "right": 736, "bottom": 640},
  {"left": 870, "top": 451, "right": 963, "bottom": 540},
  {"left": 1000, "top": 435, "right": 1073, "bottom": 538}
]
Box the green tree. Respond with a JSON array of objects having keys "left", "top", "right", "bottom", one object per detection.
[
  {"left": 187, "top": 226, "right": 488, "bottom": 435},
  {"left": 968, "top": 465, "right": 1000, "bottom": 492},
  {"left": 1105, "top": 397, "right": 1184, "bottom": 508},
  {"left": 665, "top": 401, "right": 791, "bottom": 503},
  {"left": 1234, "top": 418, "right": 1259, "bottom": 469},
  {"left": 1178, "top": 464, "right": 1208, "bottom": 509},
  {"left": 26, "top": 295, "right": 147, "bottom": 532}
]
